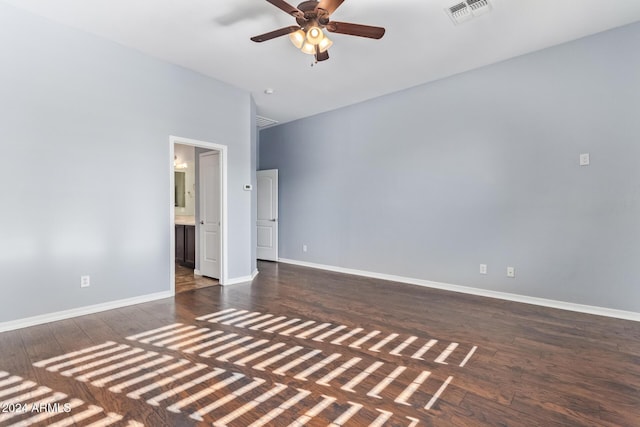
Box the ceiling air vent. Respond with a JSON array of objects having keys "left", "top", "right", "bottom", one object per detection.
[
  {"left": 446, "top": 0, "right": 492, "bottom": 25},
  {"left": 256, "top": 115, "right": 279, "bottom": 129}
]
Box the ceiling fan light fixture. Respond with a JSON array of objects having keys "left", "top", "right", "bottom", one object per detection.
[
  {"left": 300, "top": 41, "right": 317, "bottom": 55},
  {"left": 306, "top": 26, "right": 324, "bottom": 45},
  {"left": 318, "top": 36, "right": 333, "bottom": 53},
  {"left": 289, "top": 29, "right": 305, "bottom": 49}
]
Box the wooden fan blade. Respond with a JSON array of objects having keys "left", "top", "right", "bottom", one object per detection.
[
  {"left": 316, "top": 0, "right": 345, "bottom": 15},
  {"left": 265, "top": 0, "right": 305, "bottom": 19},
  {"left": 326, "top": 21, "right": 385, "bottom": 39},
  {"left": 315, "top": 48, "right": 329, "bottom": 62},
  {"left": 250, "top": 25, "right": 300, "bottom": 42}
]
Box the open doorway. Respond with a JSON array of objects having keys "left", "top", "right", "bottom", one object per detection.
[{"left": 170, "top": 136, "right": 228, "bottom": 294}]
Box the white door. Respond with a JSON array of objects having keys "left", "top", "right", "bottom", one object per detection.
[
  {"left": 257, "top": 169, "right": 278, "bottom": 261},
  {"left": 199, "top": 152, "right": 220, "bottom": 278}
]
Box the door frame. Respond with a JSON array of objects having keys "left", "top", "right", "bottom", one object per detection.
[{"left": 169, "top": 135, "right": 228, "bottom": 293}]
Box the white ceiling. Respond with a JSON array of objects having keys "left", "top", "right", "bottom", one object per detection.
[{"left": 4, "top": 0, "right": 640, "bottom": 125}]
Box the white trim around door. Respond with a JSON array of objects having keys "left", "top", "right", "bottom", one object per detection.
[{"left": 169, "top": 136, "right": 228, "bottom": 292}]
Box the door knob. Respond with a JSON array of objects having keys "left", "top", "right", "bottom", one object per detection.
[
  {"left": 270, "top": 218, "right": 277, "bottom": 222},
  {"left": 200, "top": 220, "right": 204, "bottom": 225}
]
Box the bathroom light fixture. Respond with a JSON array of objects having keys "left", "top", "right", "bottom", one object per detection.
[{"left": 174, "top": 156, "right": 188, "bottom": 169}]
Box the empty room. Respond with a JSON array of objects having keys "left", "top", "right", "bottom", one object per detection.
[{"left": 1, "top": 0, "right": 639, "bottom": 426}]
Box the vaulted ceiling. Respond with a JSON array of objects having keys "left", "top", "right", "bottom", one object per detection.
[{"left": 5, "top": 0, "right": 640, "bottom": 125}]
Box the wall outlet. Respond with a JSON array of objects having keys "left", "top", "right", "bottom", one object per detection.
[
  {"left": 579, "top": 153, "right": 590, "bottom": 166},
  {"left": 507, "top": 267, "right": 515, "bottom": 278},
  {"left": 479, "top": 264, "right": 487, "bottom": 275},
  {"left": 303, "top": 244, "right": 307, "bottom": 252},
  {"left": 80, "top": 275, "right": 91, "bottom": 288}
]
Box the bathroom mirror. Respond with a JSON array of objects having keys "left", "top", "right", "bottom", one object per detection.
[{"left": 175, "top": 171, "right": 186, "bottom": 207}]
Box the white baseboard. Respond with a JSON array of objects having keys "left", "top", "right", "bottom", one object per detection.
[
  {"left": 278, "top": 258, "right": 640, "bottom": 322},
  {"left": 223, "top": 269, "right": 258, "bottom": 286},
  {"left": 0, "top": 291, "right": 174, "bottom": 333},
  {"left": 194, "top": 269, "right": 202, "bottom": 276}
]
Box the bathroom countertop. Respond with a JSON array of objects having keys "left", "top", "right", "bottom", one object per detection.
[{"left": 175, "top": 215, "right": 196, "bottom": 226}]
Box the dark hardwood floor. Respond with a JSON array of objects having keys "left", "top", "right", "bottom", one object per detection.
[
  {"left": 175, "top": 263, "right": 218, "bottom": 294},
  {"left": 1, "top": 261, "right": 639, "bottom": 426}
]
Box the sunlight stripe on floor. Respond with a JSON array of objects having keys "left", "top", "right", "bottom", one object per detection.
[
  {"left": 327, "top": 401, "right": 363, "bottom": 426},
  {"left": 196, "top": 308, "right": 238, "bottom": 321},
  {"left": 216, "top": 339, "right": 269, "bottom": 362},
  {"left": 248, "top": 389, "right": 312, "bottom": 427},
  {"left": 411, "top": 339, "right": 438, "bottom": 360},
  {"left": 189, "top": 378, "right": 266, "bottom": 422},
  {"left": 126, "top": 324, "right": 183, "bottom": 341},
  {"left": 434, "top": 343, "right": 458, "bottom": 365},
  {"left": 139, "top": 325, "right": 197, "bottom": 344},
  {"left": 295, "top": 322, "right": 332, "bottom": 339},
  {"left": 221, "top": 312, "right": 264, "bottom": 325},
  {"left": 212, "top": 383, "right": 288, "bottom": 427},
  {"left": 253, "top": 346, "right": 304, "bottom": 371},
  {"left": 146, "top": 368, "right": 225, "bottom": 406},
  {"left": 199, "top": 336, "right": 253, "bottom": 358},
  {"left": 341, "top": 361, "right": 384, "bottom": 393},
  {"left": 91, "top": 354, "right": 173, "bottom": 388},
  {"left": 367, "top": 366, "right": 406, "bottom": 399},
  {"left": 264, "top": 318, "right": 301, "bottom": 333},
  {"left": 167, "top": 330, "right": 223, "bottom": 351},
  {"left": 459, "top": 346, "right": 478, "bottom": 367},
  {"left": 153, "top": 328, "right": 210, "bottom": 347},
  {"left": 349, "top": 331, "right": 380, "bottom": 349},
  {"left": 76, "top": 351, "right": 158, "bottom": 382},
  {"left": 234, "top": 343, "right": 287, "bottom": 366},
  {"left": 249, "top": 316, "right": 287, "bottom": 330},
  {"left": 235, "top": 314, "right": 274, "bottom": 328},
  {"left": 46, "top": 344, "right": 130, "bottom": 373},
  {"left": 273, "top": 349, "right": 322, "bottom": 376},
  {"left": 182, "top": 333, "right": 238, "bottom": 354},
  {"left": 312, "top": 325, "right": 347, "bottom": 342},
  {"left": 369, "top": 333, "right": 399, "bottom": 352},
  {"left": 34, "top": 341, "right": 117, "bottom": 368},
  {"left": 331, "top": 328, "right": 363, "bottom": 345},
  {"left": 126, "top": 363, "right": 207, "bottom": 400},
  {"left": 288, "top": 395, "right": 336, "bottom": 426},
  {"left": 316, "top": 357, "right": 361, "bottom": 386},
  {"left": 108, "top": 359, "right": 189, "bottom": 393},
  {"left": 425, "top": 376, "right": 453, "bottom": 410},
  {"left": 166, "top": 372, "right": 245, "bottom": 414},
  {"left": 281, "top": 321, "right": 316, "bottom": 336},
  {"left": 394, "top": 371, "right": 431, "bottom": 406},
  {"left": 369, "top": 409, "right": 393, "bottom": 427},
  {"left": 294, "top": 353, "right": 342, "bottom": 381},
  {"left": 389, "top": 336, "right": 418, "bottom": 356},
  {"left": 60, "top": 348, "right": 144, "bottom": 378}
]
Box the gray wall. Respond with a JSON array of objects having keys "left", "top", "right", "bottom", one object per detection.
[
  {"left": 0, "top": 2, "right": 255, "bottom": 323},
  {"left": 260, "top": 22, "right": 640, "bottom": 313}
]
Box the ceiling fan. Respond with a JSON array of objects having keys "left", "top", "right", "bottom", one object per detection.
[{"left": 250, "top": 0, "right": 385, "bottom": 62}]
